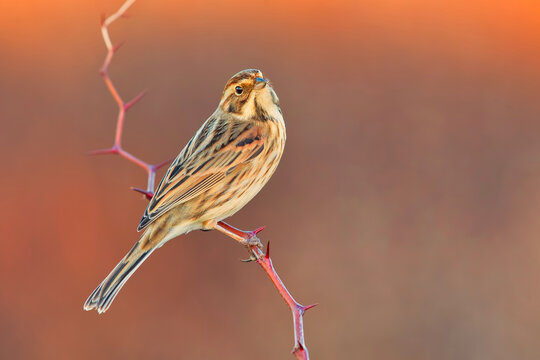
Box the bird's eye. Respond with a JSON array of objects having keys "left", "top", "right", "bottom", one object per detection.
[{"left": 235, "top": 86, "right": 243, "bottom": 95}]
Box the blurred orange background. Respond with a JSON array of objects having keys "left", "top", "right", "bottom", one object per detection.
[{"left": 2, "top": 0, "right": 540, "bottom": 359}]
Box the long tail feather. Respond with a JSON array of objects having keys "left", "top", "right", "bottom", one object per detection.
[{"left": 84, "top": 231, "right": 156, "bottom": 314}]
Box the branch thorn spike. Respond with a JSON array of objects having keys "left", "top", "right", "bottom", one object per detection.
[
  {"left": 156, "top": 157, "right": 175, "bottom": 169},
  {"left": 293, "top": 343, "right": 305, "bottom": 354},
  {"left": 87, "top": 147, "right": 117, "bottom": 156},
  {"left": 112, "top": 41, "right": 124, "bottom": 53},
  {"left": 302, "top": 303, "right": 318, "bottom": 312},
  {"left": 125, "top": 89, "right": 148, "bottom": 110},
  {"left": 265, "top": 241, "right": 271, "bottom": 259},
  {"left": 131, "top": 187, "right": 154, "bottom": 199},
  {"left": 253, "top": 226, "right": 265, "bottom": 235},
  {"left": 100, "top": 12, "right": 106, "bottom": 26}
]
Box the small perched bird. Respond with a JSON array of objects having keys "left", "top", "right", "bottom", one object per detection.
[{"left": 84, "top": 69, "right": 286, "bottom": 314}]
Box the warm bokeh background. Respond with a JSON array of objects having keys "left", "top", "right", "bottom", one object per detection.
[{"left": 2, "top": 0, "right": 540, "bottom": 359}]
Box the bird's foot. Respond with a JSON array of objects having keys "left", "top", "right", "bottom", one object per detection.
[
  {"left": 242, "top": 229, "right": 264, "bottom": 248},
  {"left": 239, "top": 231, "right": 264, "bottom": 262},
  {"left": 213, "top": 221, "right": 265, "bottom": 260}
]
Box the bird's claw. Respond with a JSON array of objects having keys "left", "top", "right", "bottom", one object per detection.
[
  {"left": 240, "top": 243, "right": 263, "bottom": 262},
  {"left": 239, "top": 233, "right": 262, "bottom": 262},
  {"left": 213, "top": 222, "right": 265, "bottom": 261},
  {"left": 244, "top": 232, "right": 263, "bottom": 248},
  {"left": 240, "top": 254, "right": 257, "bottom": 262}
]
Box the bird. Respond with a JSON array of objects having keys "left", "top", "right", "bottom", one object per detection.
[{"left": 84, "top": 69, "right": 286, "bottom": 314}]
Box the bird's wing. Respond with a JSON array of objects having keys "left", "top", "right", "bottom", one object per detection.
[{"left": 137, "top": 120, "right": 265, "bottom": 231}]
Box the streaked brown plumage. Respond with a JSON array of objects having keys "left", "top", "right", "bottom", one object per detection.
[{"left": 84, "top": 69, "right": 286, "bottom": 313}]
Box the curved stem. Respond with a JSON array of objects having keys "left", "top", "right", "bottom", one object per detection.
[
  {"left": 90, "top": 0, "right": 172, "bottom": 193},
  {"left": 215, "top": 222, "right": 315, "bottom": 359}
]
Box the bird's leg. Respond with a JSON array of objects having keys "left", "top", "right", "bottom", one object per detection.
[{"left": 214, "top": 221, "right": 265, "bottom": 258}]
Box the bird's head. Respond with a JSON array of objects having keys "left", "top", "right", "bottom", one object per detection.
[{"left": 219, "top": 69, "right": 281, "bottom": 121}]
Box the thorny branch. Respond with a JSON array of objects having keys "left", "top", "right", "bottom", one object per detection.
[
  {"left": 89, "top": 0, "right": 171, "bottom": 196},
  {"left": 91, "top": 1, "right": 315, "bottom": 359},
  {"left": 214, "top": 222, "right": 317, "bottom": 359}
]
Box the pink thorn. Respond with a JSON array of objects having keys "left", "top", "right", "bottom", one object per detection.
[
  {"left": 124, "top": 89, "right": 148, "bottom": 110},
  {"left": 131, "top": 187, "right": 154, "bottom": 199},
  {"left": 155, "top": 157, "right": 175, "bottom": 169},
  {"left": 112, "top": 41, "right": 124, "bottom": 53},
  {"left": 265, "top": 241, "right": 270, "bottom": 259},
  {"left": 292, "top": 343, "right": 305, "bottom": 354},
  {"left": 87, "top": 147, "right": 118, "bottom": 156},
  {"left": 302, "top": 303, "right": 318, "bottom": 312},
  {"left": 253, "top": 226, "right": 265, "bottom": 235}
]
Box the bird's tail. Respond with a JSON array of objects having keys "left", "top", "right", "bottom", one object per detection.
[{"left": 84, "top": 229, "right": 158, "bottom": 314}]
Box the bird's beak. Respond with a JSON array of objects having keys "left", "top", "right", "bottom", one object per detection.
[{"left": 254, "top": 77, "right": 267, "bottom": 89}]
